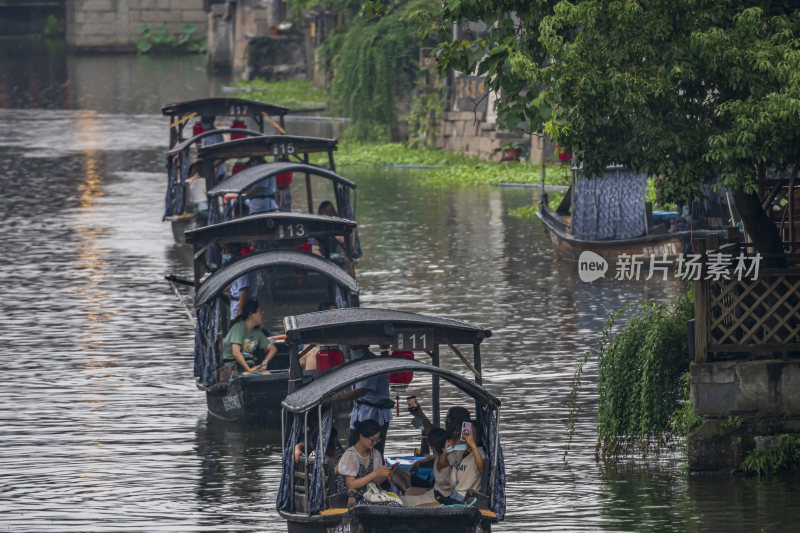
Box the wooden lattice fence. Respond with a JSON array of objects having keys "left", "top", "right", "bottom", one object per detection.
[{"left": 694, "top": 235, "right": 800, "bottom": 362}]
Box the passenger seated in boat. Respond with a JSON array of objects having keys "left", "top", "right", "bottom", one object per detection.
[
  {"left": 294, "top": 426, "right": 344, "bottom": 473},
  {"left": 198, "top": 116, "right": 226, "bottom": 179},
  {"left": 335, "top": 419, "right": 401, "bottom": 506},
  {"left": 408, "top": 405, "right": 485, "bottom": 505},
  {"left": 442, "top": 412, "right": 484, "bottom": 504},
  {"left": 400, "top": 428, "right": 452, "bottom": 507},
  {"left": 315, "top": 201, "right": 346, "bottom": 258},
  {"left": 331, "top": 345, "right": 392, "bottom": 453},
  {"left": 246, "top": 174, "right": 279, "bottom": 214},
  {"left": 221, "top": 301, "right": 277, "bottom": 376}
]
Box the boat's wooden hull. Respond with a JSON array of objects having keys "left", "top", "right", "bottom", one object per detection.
[
  {"left": 206, "top": 371, "right": 290, "bottom": 425},
  {"left": 170, "top": 215, "right": 197, "bottom": 245},
  {"left": 536, "top": 207, "right": 686, "bottom": 260},
  {"left": 280, "top": 507, "right": 494, "bottom": 533}
]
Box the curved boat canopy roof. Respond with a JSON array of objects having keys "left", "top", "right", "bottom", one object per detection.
[
  {"left": 282, "top": 308, "right": 492, "bottom": 346},
  {"left": 281, "top": 357, "right": 500, "bottom": 413},
  {"left": 207, "top": 162, "right": 355, "bottom": 196},
  {"left": 167, "top": 128, "right": 263, "bottom": 156},
  {"left": 197, "top": 135, "right": 338, "bottom": 161},
  {"left": 184, "top": 212, "right": 356, "bottom": 246},
  {"left": 161, "top": 97, "right": 290, "bottom": 118},
  {"left": 195, "top": 250, "right": 358, "bottom": 307}
]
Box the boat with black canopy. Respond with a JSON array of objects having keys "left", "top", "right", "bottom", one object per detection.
[
  {"left": 161, "top": 97, "right": 291, "bottom": 243},
  {"left": 161, "top": 97, "right": 290, "bottom": 148},
  {"left": 277, "top": 308, "right": 505, "bottom": 533},
  {"left": 537, "top": 164, "right": 737, "bottom": 260},
  {"left": 207, "top": 161, "right": 354, "bottom": 221},
  {"left": 184, "top": 211, "right": 358, "bottom": 283},
  {"left": 204, "top": 159, "right": 362, "bottom": 263},
  {"left": 164, "top": 134, "right": 343, "bottom": 245},
  {"left": 192, "top": 251, "right": 359, "bottom": 424}
]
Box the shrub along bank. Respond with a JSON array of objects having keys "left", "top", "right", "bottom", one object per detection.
[{"left": 566, "top": 291, "right": 695, "bottom": 458}]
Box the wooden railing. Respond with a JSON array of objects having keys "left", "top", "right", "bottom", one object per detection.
[{"left": 694, "top": 233, "right": 800, "bottom": 362}]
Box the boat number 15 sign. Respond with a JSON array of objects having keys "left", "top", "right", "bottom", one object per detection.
[
  {"left": 272, "top": 143, "right": 295, "bottom": 156},
  {"left": 393, "top": 329, "right": 433, "bottom": 351}
]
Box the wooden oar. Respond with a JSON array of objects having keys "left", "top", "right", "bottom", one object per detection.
[{"left": 165, "top": 276, "right": 196, "bottom": 326}]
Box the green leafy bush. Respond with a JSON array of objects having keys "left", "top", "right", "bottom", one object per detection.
[
  {"left": 740, "top": 435, "right": 800, "bottom": 477},
  {"left": 44, "top": 14, "right": 64, "bottom": 38},
  {"left": 668, "top": 373, "right": 703, "bottom": 436},
  {"left": 407, "top": 85, "right": 444, "bottom": 148},
  {"left": 566, "top": 291, "right": 694, "bottom": 458}
]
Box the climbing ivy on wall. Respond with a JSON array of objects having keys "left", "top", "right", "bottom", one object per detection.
[{"left": 566, "top": 290, "right": 694, "bottom": 458}]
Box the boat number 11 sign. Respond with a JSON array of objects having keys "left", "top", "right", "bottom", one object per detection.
[{"left": 393, "top": 329, "right": 433, "bottom": 351}]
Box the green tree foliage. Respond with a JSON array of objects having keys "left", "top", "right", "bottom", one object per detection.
[
  {"left": 287, "top": 0, "right": 437, "bottom": 140},
  {"left": 323, "top": 4, "right": 432, "bottom": 140},
  {"left": 326, "top": 8, "right": 418, "bottom": 140},
  {"left": 421, "top": 1, "right": 800, "bottom": 253},
  {"left": 566, "top": 292, "right": 694, "bottom": 458}
]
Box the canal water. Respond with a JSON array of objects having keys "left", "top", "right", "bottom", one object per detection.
[{"left": 2, "top": 39, "right": 800, "bottom": 532}]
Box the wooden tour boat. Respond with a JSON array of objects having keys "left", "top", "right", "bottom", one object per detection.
[
  {"left": 161, "top": 97, "right": 291, "bottom": 244},
  {"left": 537, "top": 164, "right": 734, "bottom": 261},
  {"left": 277, "top": 308, "right": 505, "bottom": 533},
  {"left": 191, "top": 248, "right": 360, "bottom": 424},
  {"left": 165, "top": 133, "right": 343, "bottom": 245}
]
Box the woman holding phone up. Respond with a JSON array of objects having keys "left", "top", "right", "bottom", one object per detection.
[
  {"left": 409, "top": 405, "right": 486, "bottom": 505},
  {"left": 440, "top": 414, "right": 485, "bottom": 504}
]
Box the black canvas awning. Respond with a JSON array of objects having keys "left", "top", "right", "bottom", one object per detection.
[
  {"left": 185, "top": 213, "right": 356, "bottom": 246},
  {"left": 282, "top": 308, "right": 491, "bottom": 346},
  {"left": 195, "top": 250, "right": 358, "bottom": 307},
  {"left": 281, "top": 357, "right": 500, "bottom": 413},
  {"left": 161, "top": 97, "right": 290, "bottom": 118}
]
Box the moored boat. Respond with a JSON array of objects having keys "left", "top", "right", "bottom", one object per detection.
[{"left": 537, "top": 164, "right": 734, "bottom": 261}]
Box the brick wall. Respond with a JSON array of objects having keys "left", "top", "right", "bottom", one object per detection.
[{"left": 67, "top": 0, "right": 207, "bottom": 52}]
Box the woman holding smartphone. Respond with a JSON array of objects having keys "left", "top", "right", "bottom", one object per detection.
[
  {"left": 442, "top": 415, "right": 485, "bottom": 504},
  {"left": 335, "top": 419, "right": 401, "bottom": 506}
]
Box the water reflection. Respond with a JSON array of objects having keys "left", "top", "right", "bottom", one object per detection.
[{"left": 195, "top": 416, "right": 283, "bottom": 521}]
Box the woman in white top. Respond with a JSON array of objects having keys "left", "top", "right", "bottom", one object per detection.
[{"left": 335, "top": 419, "right": 394, "bottom": 502}]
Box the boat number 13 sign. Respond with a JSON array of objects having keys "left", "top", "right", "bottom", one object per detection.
[{"left": 393, "top": 329, "right": 433, "bottom": 351}]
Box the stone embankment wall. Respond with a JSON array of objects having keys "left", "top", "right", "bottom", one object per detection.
[
  {"left": 433, "top": 110, "right": 530, "bottom": 162},
  {"left": 67, "top": 0, "right": 207, "bottom": 52},
  {"left": 689, "top": 359, "right": 800, "bottom": 471}
]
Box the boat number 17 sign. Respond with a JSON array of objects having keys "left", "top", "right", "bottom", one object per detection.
[{"left": 393, "top": 329, "right": 432, "bottom": 351}]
